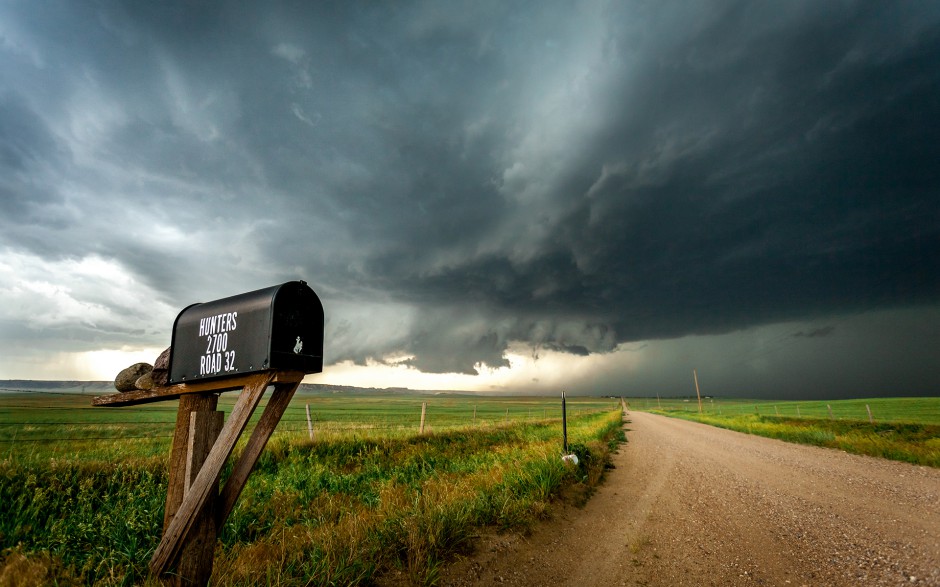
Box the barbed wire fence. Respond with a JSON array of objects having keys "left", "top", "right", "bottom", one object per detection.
[{"left": 0, "top": 389, "right": 615, "bottom": 456}]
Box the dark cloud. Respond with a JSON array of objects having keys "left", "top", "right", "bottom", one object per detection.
[
  {"left": 1, "top": 1, "right": 938, "bottom": 395},
  {"left": 355, "top": 0, "right": 940, "bottom": 364},
  {"left": 793, "top": 326, "right": 835, "bottom": 339},
  {"left": 0, "top": 93, "right": 70, "bottom": 225}
]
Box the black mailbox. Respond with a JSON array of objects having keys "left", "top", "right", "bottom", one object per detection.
[{"left": 168, "top": 281, "right": 324, "bottom": 383}]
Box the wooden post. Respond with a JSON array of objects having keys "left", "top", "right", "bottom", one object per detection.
[
  {"left": 827, "top": 404, "right": 834, "bottom": 420},
  {"left": 473, "top": 405, "right": 477, "bottom": 425},
  {"left": 163, "top": 394, "right": 219, "bottom": 534},
  {"left": 774, "top": 405, "right": 779, "bottom": 416},
  {"left": 173, "top": 408, "right": 224, "bottom": 587},
  {"left": 796, "top": 405, "right": 801, "bottom": 418},
  {"left": 866, "top": 404, "right": 873, "bottom": 424},
  {"left": 419, "top": 402, "right": 426, "bottom": 435},
  {"left": 505, "top": 408, "right": 509, "bottom": 423},
  {"left": 305, "top": 403, "right": 314, "bottom": 441},
  {"left": 693, "top": 369, "right": 703, "bottom": 414},
  {"left": 657, "top": 393, "right": 662, "bottom": 410}
]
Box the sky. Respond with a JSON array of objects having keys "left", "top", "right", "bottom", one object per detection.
[{"left": 1, "top": 1, "right": 938, "bottom": 399}]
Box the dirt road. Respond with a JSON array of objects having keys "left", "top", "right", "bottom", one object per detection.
[{"left": 441, "top": 411, "right": 940, "bottom": 586}]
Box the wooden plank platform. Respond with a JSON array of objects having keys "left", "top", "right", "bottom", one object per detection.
[{"left": 92, "top": 370, "right": 306, "bottom": 407}]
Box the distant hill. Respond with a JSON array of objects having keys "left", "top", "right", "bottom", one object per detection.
[
  {"left": 295, "top": 384, "right": 482, "bottom": 397},
  {"left": 0, "top": 380, "right": 482, "bottom": 396},
  {"left": 0, "top": 380, "right": 112, "bottom": 393}
]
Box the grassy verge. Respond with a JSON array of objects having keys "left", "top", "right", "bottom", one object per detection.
[
  {"left": 629, "top": 396, "right": 940, "bottom": 425},
  {"left": 649, "top": 411, "right": 940, "bottom": 467},
  {"left": 0, "top": 409, "right": 625, "bottom": 586}
]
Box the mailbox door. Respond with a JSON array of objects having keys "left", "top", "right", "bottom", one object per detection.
[{"left": 270, "top": 282, "right": 324, "bottom": 373}]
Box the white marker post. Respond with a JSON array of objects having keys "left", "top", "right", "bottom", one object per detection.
[{"left": 305, "top": 403, "right": 314, "bottom": 441}]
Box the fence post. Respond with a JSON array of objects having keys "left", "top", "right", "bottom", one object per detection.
[
  {"left": 866, "top": 404, "right": 873, "bottom": 424},
  {"left": 693, "top": 369, "right": 703, "bottom": 414},
  {"left": 796, "top": 405, "right": 801, "bottom": 418},
  {"left": 305, "top": 403, "right": 314, "bottom": 441},
  {"left": 562, "top": 391, "right": 568, "bottom": 453},
  {"left": 473, "top": 405, "right": 477, "bottom": 425},
  {"left": 827, "top": 404, "right": 834, "bottom": 420},
  {"left": 419, "top": 402, "right": 427, "bottom": 434}
]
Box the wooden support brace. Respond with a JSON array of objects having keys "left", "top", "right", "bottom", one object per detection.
[{"left": 216, "top": 378, "right": 301, "bottom": 525}]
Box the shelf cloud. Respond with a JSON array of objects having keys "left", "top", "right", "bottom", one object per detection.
[{"left": 1, "top": 1, "right": 938, "bottom": 396}]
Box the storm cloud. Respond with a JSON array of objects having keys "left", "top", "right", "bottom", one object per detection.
[{"left": 1, "top": 1, "right": 938, "bottom": 395}]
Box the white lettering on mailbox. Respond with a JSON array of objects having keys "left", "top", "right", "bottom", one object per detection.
[
  {"left": 198, "top": 311, "right": 238, "bottom": 376},
  {"left": 198, "top": 312, "right": 238, "bottom": 336}
]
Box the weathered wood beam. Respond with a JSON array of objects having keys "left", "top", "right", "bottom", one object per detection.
[
  {"left": 170, "top": 408, "right": 224, "bottom": 587},
  {"left": 217, "top": 379, "right": 301, "bottom": 525},
  {"left": 163, "top": 394, "right": 219, "bottom": 533},
  {"left": 92, "top": 370, "right": 305, "bottom": 407}
]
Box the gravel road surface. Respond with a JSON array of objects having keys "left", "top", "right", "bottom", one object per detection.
[{"left": 441, "top": 411, "right": 940, "bottom": 586}]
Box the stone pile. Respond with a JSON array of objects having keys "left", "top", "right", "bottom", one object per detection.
[{"left": 114, "top": 347, "right": 170, "bottom": 392}]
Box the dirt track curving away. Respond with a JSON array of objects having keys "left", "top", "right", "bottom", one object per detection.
[{"left": 440, "top": 411, "right": 940, "bottom": 586}]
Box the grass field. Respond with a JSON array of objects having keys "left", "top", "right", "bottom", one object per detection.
[
  {"left": 0, "top": 388, "right": 624, "bottom": 585},
  {"left": 629, "top": 397, "right": 940, "bottom": 467},
  {"left": 0, "top": 388, "right": 618, "bottom": 464},
  {"left": 627, "top": 396, "right": 940, "bottom": 424}
]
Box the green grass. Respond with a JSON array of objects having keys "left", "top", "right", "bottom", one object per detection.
[
  {"left": 628, "top": 396, "right": 940, "bottom": 425},
  {"left": 0, "top": 389, "right": 617, "bottom": 463},
  {"left": 0, "top": 389, "right": 624, "bottom": 585},
  {"left": 630, "top": 397, "right": 940, "bottom": 467}
]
